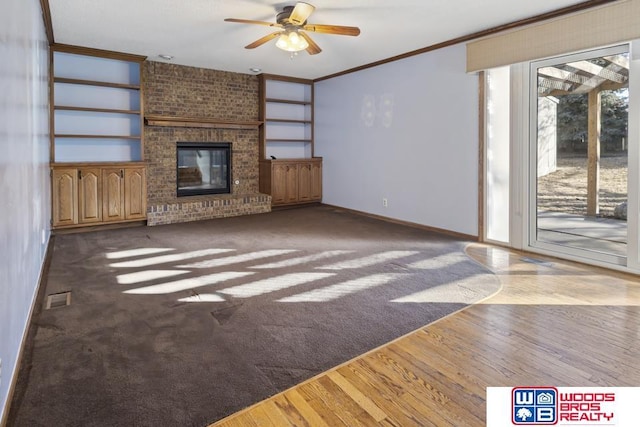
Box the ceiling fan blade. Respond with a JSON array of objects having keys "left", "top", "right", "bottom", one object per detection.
[
  {"left": 289, "top": 2, "right": 315, "bottom": 25},
  {"left": 303, "top": 24, "right": 360, "bottom": 36},
  {"left": 300, "top": 32, "right": 321, "bottom": 55},
  {"left": 245, "top": 31, "right": 282, "bottom": 49},
  {"left": 224, "top": 18, "right": 281, "bottom": 28}
]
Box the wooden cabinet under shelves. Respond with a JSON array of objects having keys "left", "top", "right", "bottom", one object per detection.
[
  {"left": 124, "top": 168, "right": 147, "bottom": 220},
  {"left": 52, "top": 168, "right": 78, "bottom": 227},
  {"left": 102, "top": 168, "right": 125, "bottom": 222},
  {"left": 260, "top": 159, "right": 322, "bottom": 206},
  {"left": 51, "top": 163, "right": 146, "bottom": 229},
  {"left": 298, "top": 161, "right": 322, "bottom": 202},
  {"left": 78, "top": 168, "right": 102, "bottom": 224}
]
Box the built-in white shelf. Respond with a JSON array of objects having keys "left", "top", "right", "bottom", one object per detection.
[
  {"left": 51, "top": 48, "right": 144, "bottom": 163},
  {"left": 260, "top": 75, "right": 314, "bottom": 160}
]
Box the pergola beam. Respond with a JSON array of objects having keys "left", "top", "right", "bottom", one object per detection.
[
  {"left": 538, "top": 67, "right": 595, "bottom": 86},
  {"left": 568, "top": 60, "right": 627, "bottom": 84}
]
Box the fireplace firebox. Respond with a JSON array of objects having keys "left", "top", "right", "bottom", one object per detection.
[{"left": 177, "top": 142, "right": 231, "bottom": 197}]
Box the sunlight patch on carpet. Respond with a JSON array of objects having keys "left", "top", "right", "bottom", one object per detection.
[
  {"left": 123, "top": 272, "right": 253, "bottom": 295},
  {"left": 110, "top": 248, "right": 235, "bottom": 268},
  {"left": 278, "top": 273, "right": 408, "bottom": 302},
  {"left": 316, "top": 251, "right": 419, "bottom": 270},
  {"left": 116, "top": 270, "right": 190, "bottom": 285},
  {"left": 219, "top": 273, "right": 335, "bottom": 298},
  {"left": 179, "top": 249, "right": 298, "bottom": 269},
  {"left": 178, "top": 293, "right": 226, "bottom": 303},
  {"left": 250, "top": 250, "right": 354, "bottom": 269}
]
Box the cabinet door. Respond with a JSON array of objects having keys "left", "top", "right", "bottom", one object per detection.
[
  {"left": 102, "top": 168, "right": 125, "bottom": 222},
  {"left": 310, "top": 161, "right": 322, "bottom": 201},
  {"left": 298, "top": 163, "right": 312, "bottom": 202},
  {"left": 78, "top": 168, "right": 102, "bottom": 224},
  {"left": 52, "top": 168, "right": 78, "bottom": 227},
  {"left": 271, "top": 163, "right": 288, "bottom": 205},
  {"left": 284, "top": 164, "right": 299, "bottom": 203},
  {"left": 125, "top": 167, "right": 146, "bottom": 220}
]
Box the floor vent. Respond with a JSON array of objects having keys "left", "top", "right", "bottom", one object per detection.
[
  {"left": 520, "top": 257, "right": 554, "bottom": 267},
  {"left": 45, "top": 291, "right": 71, "bottom": 309}
]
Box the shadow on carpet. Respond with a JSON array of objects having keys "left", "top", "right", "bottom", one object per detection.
[{"left": 9, "top": 205, "right": 500, "bottom": 427}]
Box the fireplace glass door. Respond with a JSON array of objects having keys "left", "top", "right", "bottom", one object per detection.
[{"left": 177, "top": 143, "right": 230, "bottom": 197}]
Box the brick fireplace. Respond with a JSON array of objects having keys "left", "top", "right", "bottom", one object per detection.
[{"left": 143, "top": 61, "right": 270, "bottom": 226}]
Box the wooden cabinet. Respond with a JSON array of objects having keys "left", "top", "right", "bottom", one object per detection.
[
  {"left": 270, "top": 163, "right": 287, "bottom": 204},
  {"left": 51, "top": 163, "right": 146, "bottom": 229},
  {"left": 52, "top": 168, "right": 78, "bottom": 227},
  {"left": 124, "top": 168, "right": 146, "bottom": 220},
  {"left": 297, "top": 161, "right": 323, "bottom": 202},
  {"left": 78, "top": 168, "right": 102, "bottom": 224},
  {"left": 260, "top": 159, "right": 322, "bottom": 206},
  {"left": 102, "top": 168, "right": 125, "bottom": 222},
  {"left": 310, "top": 161, "right": 322, "bottom": 200}
]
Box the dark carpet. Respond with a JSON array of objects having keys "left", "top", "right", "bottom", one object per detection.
[{"left": 9, "top": 205, "right": 499, "bottom": 427}]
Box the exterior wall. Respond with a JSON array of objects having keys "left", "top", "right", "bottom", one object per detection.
[
  {"left": 537, "top": 96, "right": 558, "bottom": 177},
  {"left": 0, "top": 0, "right": 50, "bottom": 420},
  {"left": 142, "top": 61, "right": 268, "bottom": 224}
]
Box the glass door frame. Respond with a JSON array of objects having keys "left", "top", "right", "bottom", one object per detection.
[{"left": 526, "top": 43, "right": 640, "bottom": 270}]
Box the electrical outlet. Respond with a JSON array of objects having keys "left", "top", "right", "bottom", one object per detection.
[{"left": 383, "top": 198, "right": 388, "bottom": 207}]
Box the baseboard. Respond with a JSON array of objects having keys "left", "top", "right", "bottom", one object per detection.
[
  {"left": 1, "top": 236, "right": 55, "bottom": 427},
  {"left": 322, "top": 203, "right": 480, "bottom": 241},
  {"left": 53, "top": 219, "right": 147, "bottom": 234}
]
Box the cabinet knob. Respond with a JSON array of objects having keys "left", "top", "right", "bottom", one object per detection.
[
  {"left": 78, "top": 170, "right": 82, "bottom": 179},
  {"left": 120, "top": 169, "right": 124, "bottom": 178}
]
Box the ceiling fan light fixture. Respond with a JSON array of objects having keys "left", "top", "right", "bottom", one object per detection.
[{"left": 276, "top": 30, "right": 308, "bottom": 52}]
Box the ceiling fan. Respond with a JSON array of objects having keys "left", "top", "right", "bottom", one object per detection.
[{"left": 224, "top": 2, "right": 360, "bottom": 55}]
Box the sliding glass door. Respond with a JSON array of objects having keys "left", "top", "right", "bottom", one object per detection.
[{"left": 528, "top": 44, "right": 639, "bottom": 269}]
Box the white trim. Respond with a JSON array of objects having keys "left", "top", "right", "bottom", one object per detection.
[
  {"left": 627, "top": 39, "right": 640, "bottom": 271},
  {"left": 510, "top": 62, "right": 529, "bottom": 251}
]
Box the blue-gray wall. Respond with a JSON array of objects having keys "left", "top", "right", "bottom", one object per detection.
[
  {"left": 0, "top": 0, "right": 50, "bottom": 419},
  {"left": 314, "top": 44, "right": 479, "bottom": 236}
]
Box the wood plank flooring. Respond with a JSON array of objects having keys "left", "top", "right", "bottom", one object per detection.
[{"left": 210, "top": 244, "right": 640, "bottom": 426}]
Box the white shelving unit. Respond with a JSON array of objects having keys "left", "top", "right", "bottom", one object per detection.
[
  {"left": 49, "top": 45, "right": 147, "bottom": 229},
  {"left": 52, "top": 48, "right": 144, "bottom": 162},
  {"left": 260, "top": 75, "right": 314, "bottom": 159},
  {"left": 258, "top": 74, "right": 322, "bottom": 206}
]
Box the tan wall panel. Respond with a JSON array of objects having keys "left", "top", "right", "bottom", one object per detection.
[{"left": 467, "top": 0, "right": 640, "bottom": 72}]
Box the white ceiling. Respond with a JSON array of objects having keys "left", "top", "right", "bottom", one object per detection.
[{"left": 49, "top": 0, "right": 590, "bottom": 79}]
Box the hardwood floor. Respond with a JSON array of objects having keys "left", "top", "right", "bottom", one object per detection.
[{"left": 210, "top": 244, "right": 640, "bottom": 426}]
